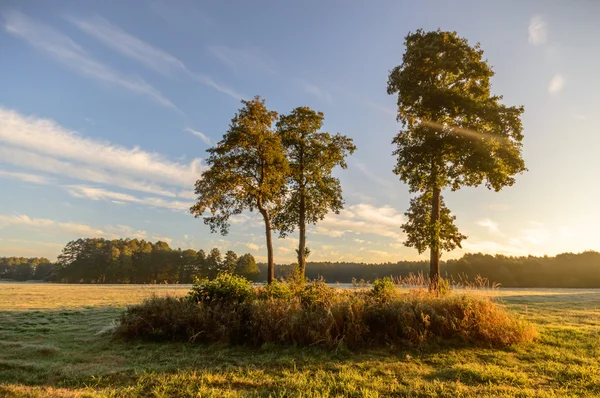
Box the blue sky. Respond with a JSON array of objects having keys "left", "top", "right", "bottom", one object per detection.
[{"left": 1, "top": 1, "right": 599, "bottom": 262}]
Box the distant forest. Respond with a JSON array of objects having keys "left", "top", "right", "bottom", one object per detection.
[{"left": 1, "top": 238, "right": 599, "bottom": 288}]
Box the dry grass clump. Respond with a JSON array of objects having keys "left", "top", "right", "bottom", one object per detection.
[{"left": 117, "top": 276, "right": 536, "bottom": 349}]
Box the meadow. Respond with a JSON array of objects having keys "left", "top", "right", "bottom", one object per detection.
[{"left": 0, "top": 282, "right": 599, "bottom": 397}]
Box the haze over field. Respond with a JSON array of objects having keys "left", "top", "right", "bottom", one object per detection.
[{"left": 1, "top": 1, "right": 599, "bottom": 263}]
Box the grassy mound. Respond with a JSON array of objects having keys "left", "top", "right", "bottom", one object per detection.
[{"left": 117, "top": 276, "right": 536, "bottom": 349}]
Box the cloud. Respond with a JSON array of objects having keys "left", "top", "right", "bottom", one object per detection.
[
  {"left": 0, "top": 169, "right": 53, "bottom": 185},
  {"left": 0, "top": 108, "right": 204, "bottom": 193},
  {"left": 299, "top": 80, "right": 333, "bottom": 104},
  {"left": 548, "top": 74, "right": 565, "bottom": 94},
  {"left": 184, "top": 128, "right": 212, "bottom": 146},
  {"left": 528, "top": 15, "right": 547, "bottom": 45},
  {"left": 476, "top": 219, "right": 503, "bottom": 236},
  {"left": 151, "top": 235, "right": 172, "bottom": 244},
  {"left": 209, "top": 45, "right": 276, "bottom": 75},
  {"left": 0, "top": 213, "right": 145, "bottom": 240},
  {"left": 353, "top": 161, "right": 395, "bottom": 189},
  {"left": 66, "top": 185, "right": 193, "bottom": 211},
  {"left": 3, "top": 11, "right": 178, "bottom": 110},
  {"left": 68, "top": 15, "right": 244, "bottom": 100},
  {"left": 313, "top": 203, "right": 404, "bottom": 240},
  {"left": 244, "top": 242, "right": 260, "bottom": 251}
]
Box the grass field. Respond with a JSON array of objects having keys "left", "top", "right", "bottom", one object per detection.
[{"left": 0, "top": 283, "right": 599, "bottom": 397}]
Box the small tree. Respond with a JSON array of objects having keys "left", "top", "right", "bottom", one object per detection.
[
  {"left": 191, "top": 96, "right": 288, "bottom": 284},
  {"left": 388, "top": 30, "right": 526, "bottom": 288},
  {"left": 274, "top": 107, "right": 356, "bottom": 279}
]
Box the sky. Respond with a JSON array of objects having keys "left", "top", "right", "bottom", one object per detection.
[{"left": 0, "top": 1, "right": 599, "bottom": 263}]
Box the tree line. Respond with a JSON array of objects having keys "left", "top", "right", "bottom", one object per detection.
[
  {"left": 254, "top": 251, "right": 600, "bottom": 288},
  {"left": 0, "top": 257, "right": 53, "bottom": 281},
  {"left": 29, "top": 238, "right": 259, "bottom": 284},
  {"left": 4, "top": 249, "right": 600, "bottom": 288}
]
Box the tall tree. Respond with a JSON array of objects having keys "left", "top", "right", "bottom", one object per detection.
[
  {"left": 275, "top": 107, "right": 356, "bottom": 280},
  {"left": 387, "top": 29, "right": 526, "bottom": 288},
  {"left": 191, "top": 96, "right": 288, "bottom": 284}
]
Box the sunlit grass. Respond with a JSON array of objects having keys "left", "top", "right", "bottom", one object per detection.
[{"left": 0, "top": 283, "right": 599, "bottom": 397}]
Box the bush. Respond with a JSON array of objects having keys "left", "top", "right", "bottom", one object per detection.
[
  {"left": 256, "top": 279, "right": 295, "bottom": 300},
  {"left": 119, "top": 286, "right": 536, "bottom": 349},
  {"left": 298, "top": 279, "right": 335, "bottom": 308},
  {"left": 370, "top": 277, "right": 397, "bottom": 302},
  {"left": 188, "top": 273, "right": 255, "bottom": 304}
]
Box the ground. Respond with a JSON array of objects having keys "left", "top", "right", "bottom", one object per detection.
[{"left": 0, "top": 283, "right": 599, "bottom": 397}]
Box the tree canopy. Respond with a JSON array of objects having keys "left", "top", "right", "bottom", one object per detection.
[
  {"left": 191, "top": 96, "right": 288, "bottom": 283},
  {"left": 274, "top": 106, "right": 356, "bottom": 279},
  {"left": 388, "top": 29, "right": 526, "bottom": 287}
]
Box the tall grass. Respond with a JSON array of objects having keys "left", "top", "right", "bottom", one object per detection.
[{"left": 117, "top": 277, "right": 536, "bottom": 349}]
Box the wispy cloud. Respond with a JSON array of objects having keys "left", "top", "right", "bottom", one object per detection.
[
  {"left": 3, "top": 11, "right": 178, "bottom": 110},
  {"left": 0, "top": 108, "right": 205, "bottom": 193},
  {"left": 476, "top": 218, "right": 503, "bottom": 236},
  {"left": 209, "top": 45, "right": 276, "bottom": 75},
  {"left": 528, "top": 15, "right": 547, "bottom": 45},
  {"left": 313, "top": 203, "right": 404, "bottom": 240},
  {"left": 548, "top": 74, "right": 565, "bottom": 94},
  {"left": 353, "top": 161, "right": 395, "bottom": 189},
  {"left": 66, "top": 185, "right": 193, "bottom": 211},
  {"left": 299, "top": 80, "right": 333, "bottom": 104},
  {"left": 184, "top": 128, "right": 213, "bottom": 146},
  {"left": 244, "top": 242, "right": 260, "bottom": 251},
  {"left": 68, "top": 15, "right": 244, "bottom": 100},
  {"left": 0, "top": 213, "right": 145, "bottom": 240},
  {"left": 0, "top": 169, "right": 53, "bottom": 185}
]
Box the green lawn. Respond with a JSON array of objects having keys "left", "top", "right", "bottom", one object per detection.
[{"left": 0, "top": 283, "right": 599, "bottom": 397}]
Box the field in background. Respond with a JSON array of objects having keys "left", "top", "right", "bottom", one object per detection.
[{"left": 1, "top": 283, "right": 599, "bottom": 397}]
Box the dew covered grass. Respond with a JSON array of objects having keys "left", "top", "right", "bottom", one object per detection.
[{"left": 0, "top": 283, "right": 598, "bottom": 397}]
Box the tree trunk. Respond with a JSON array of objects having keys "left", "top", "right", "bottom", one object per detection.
[
  {"left": 297, "top": 193, "right": 306, "bottom": 281},
  {"left": 260, "top": 208, "right": 275, "bottom": 284},
  {"left": 429, "top": 186, "right": 441, "bottom": 290}
]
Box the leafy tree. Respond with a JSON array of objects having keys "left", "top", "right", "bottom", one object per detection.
[
  {"left": 235, "top": 253, "right": 260, "bottom": 280},
  {"left": 387, "top": 29, "right": 526, "bottom": 288},
  {"left": 401, "top": 192, "right": 466, "bottom": 255},
  {"left": 274, "top": 107, "right": 356, "bottom": 279},
  {"left": 206, "top": 247, "right": 222, "bottom": 279},
  {"left": 191, "top": 96, "right": 288, "bottom": 284},
  {"left": 222, "top": 250, "right": 238, "bottom": 274}
]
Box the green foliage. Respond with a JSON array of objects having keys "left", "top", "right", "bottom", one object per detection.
[
  {"left": 388, "top": 29, "right": 526, "bottom": 282},
  {"left": 188, "top": 273, "right": 255, "bottom": 304},
  {"left": 190, "top": 96, "right": 288, "bottom": 283},
  {"left": 234, "top": 253, "right": 260, "bottom": 281},
  {"left": 256, "top": 279, "right": 295, "bottom": 300},
  {"left": 298, "top": 279, "right": 335, "bottom": 308},
  {"left": 274, "top": 106, "right": 356, "bottom": 277},
  {"left": 53, "top": 238, "right": 254, "bottom": 284},
  {"left": 370, "top": 277, "right": 397, "bottom": 302},
  {"left": 401, "top": 192, "right": 467, "bottom": 254},
  {"left": 0, "top": 257, "right": 52, "bottom": 281}
]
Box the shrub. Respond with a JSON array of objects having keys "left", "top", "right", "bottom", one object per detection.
[
  {"left": 256, "top": 279, "right": 295, "bottom": 300},
  {"left": 370, "top": 277, "right": 397, "bottom": 302},
  {"left": 119, "top": 287, "right": 536, "bottom": 349},
  {"left": 298, "top": 279, "right": 335, "bottom": 308},
  {"left": 188, "top": 273, "right": 255, "bottom": 304}
]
